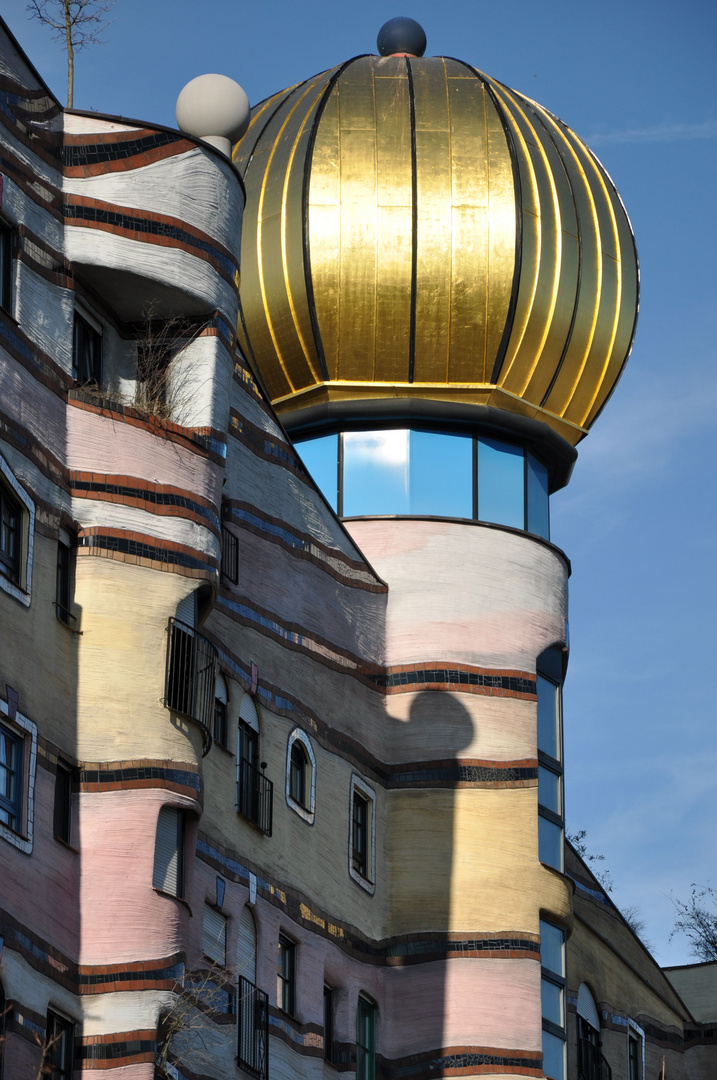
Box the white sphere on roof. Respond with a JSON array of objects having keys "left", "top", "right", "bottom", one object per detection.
[{"left": 176, "top": 74, "right": 250, "bottom": 155}]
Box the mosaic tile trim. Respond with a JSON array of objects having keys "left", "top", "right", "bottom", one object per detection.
[
  {"left": 380, "top": 1047, "right": 543, "bottom": 1078},
  {"left": 387, "top": 762, "right": 537, "bottom": 788},
  {"left": 78, "top": 528, "right": 217, "bottom": 576},
  {"left": 372, "top": 665, "right": 535, "bottom": 698},
  {"left": 78, "top": 764, "right": 202, "bottom": 799},
  {"left": 77, "top": 960, "right": 184, "bottom": 993},
  {"left": 71, "top": 476, "right": 220, "bottom": 533},
  {"left": 63, "top": 199, "right": 238, "bottom": 283},
  {"left": 62, "top": 130, "right": 180, "bottom": 167},
  {"left": 80, "top": 1032, "right": 155, "bottom": 1065},
  {"left": 229, "top": 409, "right": 307, "bottom": 475},
  {"left": 269, "top": 1007, "right": 323, "bottom": 1053}
]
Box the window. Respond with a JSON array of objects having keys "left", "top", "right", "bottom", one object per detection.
[
  {"left": 0, "top": 723, "right": 22, "bottom": 831},
  {"left": 45, "top": 1011, "right": 74, "bottom": 1080},
  {"left": 349, "top": 775, "right": 375, "bottom": 892},
  {"left": 0, "top": 483, "right": 20, "bottom": 585},
  {"left": 72, "top": 309, "right": 102, "bottom": 384},
  {"left": 627, "top": 1025, "right": 644, "bottom": 1080},
  {"left": 221, "top": 519, "right": 238, "bottom": 584},
  {"left": 277, "top": 935, "right": 295, "bottom": 1016},
  {"left": 0, "top": 223, "right": 13, "bottom": 312},
  {"left": 285, "top": 728, "right": 316, "bottom": 823},
  {"left": 237, "top": 695, "right": 273, "bottom": 835},
  {"left": 202, "top": 903, "right": 227, "bottom": 965},
  {"left": 356, "top": 996, "right": 376, "bottom": 1080},
  {"left": 238, "top": 974, "right": 268, "bottom": 1079},
  {"left": 324, "top": 985, "right": 334, "bottom": 1063},
  {"left": 0, "top": 698, "right": 37, "bottom": 854},
  {"left": 153, "top": 806, "right": 185, "bottom": 898},
  {"left": 540, "top": 919, "right": 566, "bottom": 1080},
  {"left": 165, "top": 616, "right": 218, "bottom": 754},
  {"left": 55, "top": 533, "right": 74, "bottom": 626},
  {"left": 53, "top": 763, "right": 72, "bottom": 844},
  {"left": 214, "top": 673, "right": 228, "bottom": 748},
  {"left": 577, "top": 983, "right": 601, "bottom": 1080},
  {"left": 537, "top": 648, "right": 564, "bottom": 872},
  {"left": 295, "top": 428, "right": 551, "bottom": 539}
]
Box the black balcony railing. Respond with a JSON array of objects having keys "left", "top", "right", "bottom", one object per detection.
[
  {"left": 165, "top": 617, "right": 218, "bottom": 756},
  {"left": 237, "top": 977, "right": 269, "bottom": 1079},
  {"left": 237, "top": 757, "right": 273, "bottom": 836}
]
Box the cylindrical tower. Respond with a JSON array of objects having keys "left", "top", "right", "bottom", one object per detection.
[{"left": 231, "top": 18, "right": 638, "bottom": 1080}]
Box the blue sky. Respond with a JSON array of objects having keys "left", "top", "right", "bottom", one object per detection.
[{"left": 5, "top": 0, "right": 716, "bottom": 965}]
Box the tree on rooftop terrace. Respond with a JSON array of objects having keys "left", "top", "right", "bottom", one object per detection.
[{"left": 26, "top": 0, "right": 117, "bottom": 108}]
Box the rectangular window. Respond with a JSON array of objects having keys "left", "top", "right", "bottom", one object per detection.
[
  {"left": 0, "top": 723, "right": 22, "bottom": 831},
  {"left": 153, "top": 806, "right": 185, "bottom": 898},
  {"left": 356, "top": 996, "right": 376, "bottom": 1080},
  {"left": 45, "top": 1011, "right": 74, "bottom": 1080},
  {"left": 628, "top": 1031, "right": 642, "bottom": 1080},
  {"left": 540, "top": 919, "right": 566, "bottom": 1080},
  {"left": 72, "top": 310, "right": 102, "bottom": 384},
  {"left": 56, "top": 537, "right": 72, "bottom": 625},
  {"left": 323, "top": 985, "right": 334, "bottom": 1063},
  {"left": 202, "top": 903, "right": 227, "bottom": 965},
  {"left": 0, "top": 483, "right": 21, "bottom": 584},
  {"left": 214, "top": 697, "right": 227, "bottom": 747},
  {"left": 0, "top": 224, "right": 13, "bottom": 313},
  {"left": 53, "top": 763, "right": 72, "bottom": 844},
  {"left": 221, "top": 524, "right": 239, "bottom": 584},
  {"left": 289, "top": 742, "right": 307, "bottom": 807},
  {"left": 537, "top": 667, "right": 564, "bottom": 872},
  {"left": 277, "top": 935, "right": 295, "bottom": 1016},
  {"left": 352, "top": 791, "right": 368, "bottom": 878},
  {"left": 237, "top": 975, "right": 268, "bottom": 1079}
]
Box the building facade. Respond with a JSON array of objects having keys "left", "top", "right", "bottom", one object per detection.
[{"left": 0, "top": 14, "right": 714, "bottom": 1080}]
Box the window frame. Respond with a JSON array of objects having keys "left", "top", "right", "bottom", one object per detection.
[
  {"left": 0, "top": 722, "right": 23, "bottom": 832},
  {"left": 221, "top": 521, "right": 239, "bottom": 584},
  {"left": 0, "top": 454, "right": 34, "bottom": 606},
  {"left": 277, "top": 934, "right": 296, "bottom": 1017},
  {"left": 214, "top": 672, "right": 228, "bottom": 748},
  {"left": 537, "top": 650, "right": 564, "bottom": 874},
  {"left": 53, "top": 761, "right": 72, "bottom": 844},
  {"left": 349, "top": 775, "right": 376, "bottom": 893},
  {"left": 540, "top": 919, "right": 567, "bottom": 1080},
  {"left": 627, "top": 1021, "right": 644, "bottom": 1080},
  {"left": 202, "top": 902, "right": 227, "bottom": 966},
  {"left": 152, "top": 805, "right": 185, "bottom": 899},
  {"left": 0, "top": 696, "right": 37, "bottom": 855},
  {"left": 0, "top": 221, "right": 14, "bottom": 314},
  {"left": 72, "top": 306, "right": 103, "bottom": 385},
  {"left": 44, "top": 1010, "right": 74, "bottom": 1080},
  {"left": 285, "top": 728, "right": 316, "bottom": 824},
  {"left": 55, "top": 531, "right": 76, "bottom": 627},
  {"left": 356, "top": 995, "right": 376, "bottom": 1080},
  {"left": 323, "top": 984, "right": 334, "bottom": 1064}
]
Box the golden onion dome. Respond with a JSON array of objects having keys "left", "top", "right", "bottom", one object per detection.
[{"left": 233, "top": 34, "right": 638, "bottom": 447}]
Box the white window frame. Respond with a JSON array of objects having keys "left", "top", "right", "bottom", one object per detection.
[
  {"left": 627, "top": 1019, "right": 645, "bottom": 1080},
  {"left": 285, "top": 728, "right": 316, "bottom": 824},
  {"left": 349, "top": 774, "right": 376, "bottom": 895},
  {"left": 0, "top": 693, "right": 38, "bottom": 854},
  {"left": 0, "top": 453, "right": 35, "bottom": 606}
]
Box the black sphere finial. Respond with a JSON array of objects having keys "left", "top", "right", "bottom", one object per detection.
[{"left": 377, "top": 17, "right": 427, "bottom": 57}]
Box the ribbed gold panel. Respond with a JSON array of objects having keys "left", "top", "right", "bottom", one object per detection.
[{"left": 233, "top": 55, "right": 638, "bottom": 445}]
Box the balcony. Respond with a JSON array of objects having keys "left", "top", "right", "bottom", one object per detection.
[
  {"left": 164, "top": 617, "right": 218, "bottom": 755},
  {"left": 237, "top": 977, "right": 268, "bottom": 1079},
  {"left": 237, "top": 758, "right": 273, "bottom": 836}
]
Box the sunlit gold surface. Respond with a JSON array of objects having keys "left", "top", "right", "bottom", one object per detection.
[{"left": 233, "top": 56, "right": 638, "bottom": 445}]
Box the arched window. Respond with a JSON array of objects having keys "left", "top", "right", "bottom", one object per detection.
[
  {"left": 285, "top": 729, "right": 316, "bottom": 824},
  {"left": 577, "top": 984, "right": 601, "bottom": 1080},
  {"left": 237, "top": 905, "right": 257, "bottom": 985}
]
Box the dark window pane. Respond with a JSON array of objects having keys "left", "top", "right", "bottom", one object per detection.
[
  {"left": 324, "top": 985, "right": 334, "bottom": 1062},
  {"left": 0, "top": 225, "right": 12, "bottom": 311},
  {"left": 539, "top": 814, "right": 563, "bottom": 871},
  {"left": 477, "top": 437, "right": 524, "bottom": 529},
  {"left": 537, "top": 675, "right": 560, "bottom": 761},
  {"left": 538, "top": 765, "right": 561, "bottom": 815},
  {"left": 0, "top": 486, "right": 21, "bottom": 583},
  {"left": 297, "top": 434, "right": 339, "bottom": 511},
  {"left": 408, "top": 431, "right": 473, "bottom": 517},
  {"left": 54, "top": 765, "right": 72, "bottom": 843},
  {"left": 289, "top": 742, "right": 306, "bottom": 806},
  {"left": 46, "top": 1011, "right": 74, "bottom": 1080},
  {"left": 352, "top": 791, "right": 368, "bottom": 877},
  {"left": 357, "top": 997, "right": 375, "bottom": 1080},
  {"left": 542, "top": 1029, "right": 566, "bottom": 1080},
  {"left": 541, "top": 977, "right": 564, "bottom": 1027},
  {"left": 0, "top": 724, "right": 21, "bottom": 830},
  {"left": 540, "top": 920, "right": 565, "bottom": 977},
  {"left": 526, "top": 452, "right": 550, "bottom": 539},
  {"left": 72, "top": 312, "right": 102, "bottom": 384},
  {"left": 214, "top": 698, "right": 227, "bottom": 746},
  {"left": 277, "top": 935, "right": 295, "bottom": 1015}
]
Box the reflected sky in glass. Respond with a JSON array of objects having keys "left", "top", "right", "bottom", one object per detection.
[
  {"left": 537, "top": 675, "right": 560, "bottom": 761},
  {"left": 408, "top": 431, "right": 473, "bottom": 517},
  {"left": 297, "top": 434, "right": 338, "bottom": 511},
  {"left": 343, "top": 430, "right": 409, "bottom": 515},
  {"left": 527, "top": 453, "right": 550, "bottom": 539},
  {"left": 539, "top": 816, "right": 564, "bottom": 872},
  {"left": 477, "top": 437, "right": 524, "bottom": 529}
]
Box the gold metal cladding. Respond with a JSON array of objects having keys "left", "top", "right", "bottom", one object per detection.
[{"left": 233, "top": 56, "right": 639, "bottom": 445}]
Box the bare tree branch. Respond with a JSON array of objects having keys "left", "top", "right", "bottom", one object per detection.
[
  {"left": 26, "top": 0, "right": 117, "bottom": 106},
  {"left": 670, "top": 884, "right": 717, "bottom": 962}
]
